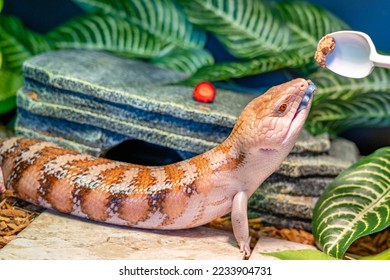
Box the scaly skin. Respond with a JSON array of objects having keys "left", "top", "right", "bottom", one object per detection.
[{"left": 0, "top": 78, "right": 315, "bottom": 256}]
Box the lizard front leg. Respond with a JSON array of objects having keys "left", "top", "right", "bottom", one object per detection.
[{"left": 231, "top": 191, "right": 251, "bottom": 257}]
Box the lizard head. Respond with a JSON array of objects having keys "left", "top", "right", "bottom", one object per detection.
[{"left": 232, "top": 78, "right": 316, "bottom": 154}]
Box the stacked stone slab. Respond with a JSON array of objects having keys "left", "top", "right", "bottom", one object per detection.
[
  {"left": 17, "top": 50, "right": 254, "bottom": 156},
  {"left": 16, "top": 50, "right": 359, "bottom": 230},
  {"left": 248, "top": 137, "right": 359, "bottom": 230}
]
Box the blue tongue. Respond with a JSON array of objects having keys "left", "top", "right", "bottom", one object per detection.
[{"left": 298, "top": 81, "right": 316, "bottom": 111}]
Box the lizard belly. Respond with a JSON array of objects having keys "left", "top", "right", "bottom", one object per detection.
[
  {"left": 120, "top": 191, "right": 234, "bottom": 230},
  {"left": 104, "top": 173, "right": 237, "bottom": 230}
]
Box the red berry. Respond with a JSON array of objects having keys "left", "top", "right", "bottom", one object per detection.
[{"left": 193, "top": 81, "right": 216, "bottom": 103}]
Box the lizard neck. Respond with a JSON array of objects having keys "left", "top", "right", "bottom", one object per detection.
[{"left": 207, "top": 135, "right": 290, "bottom": 196}]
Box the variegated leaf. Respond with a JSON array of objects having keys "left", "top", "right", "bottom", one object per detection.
[
  {"left": 177, "top": 0, "right": 289, "bottom": 59},
  {"left": 307, "top": 92, "right": 390, "bottom": 136},
  {"left": 72, "top": 0, "right": 206, "bottom": 49},
  {"left": 48, "top": 13, "right": 171, "bottom": 58},
  {"left": 312, "top": 147, "right": 390, "bottom": 259}
]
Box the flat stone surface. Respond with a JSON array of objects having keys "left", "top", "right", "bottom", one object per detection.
[
  {"left": 21, "top": 51, "right": 243, "bottom": 127},
  {"left": 250, "top": 237, "right": 319, "bottom": 260},
  {"left": 0, "top": 210, "right": 242, "bottom": 260}
]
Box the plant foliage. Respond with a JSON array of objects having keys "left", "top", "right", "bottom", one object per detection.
[
  {"left": 150, "top": 48, "right": 214, "bottom": 74},
  {"left": 73, "top": 0, "right": 206, "bottom": 50},
  {"left": 48, "top": 13, "right": 172, "bottom": 58},
  {"left": 307, "top": 91, "right": 390, "bottom": 136},
  {"left": 0, "top": 15, "right": 52, "bottom": 113},
  {"left": 312, "top": 147, "right": 390, "bottom": 259},
  {"left": 0, "top": 0, "right": 211, "bottom": 114},
  {"left": 182, "top": 0, "right": 348, "bottom": 85},
  {"left": 177, "top": 0, "right": 290, "bottom": 59},
  {"left": 0, "top": 69, "right": 23, "bottom": 114},
  {"left": 306, "top": 67, "right": 390, "bottom": 136},
  {"left": 310, "top": 68, "right": 390, "bottom": 103}
]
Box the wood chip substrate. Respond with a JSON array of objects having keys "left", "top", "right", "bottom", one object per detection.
[{"left": 0, "top": 191, "right": 43, "bottom": 248}]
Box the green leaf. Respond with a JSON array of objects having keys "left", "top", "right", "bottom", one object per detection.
[
  {"left": 48, "top": 13, "right": 171, "bottom": 58},
  {"left": 275, "top": 1, "right": 348, "bottom": 72},
  {"left": 307, "top": 92, "right": 390, "bottom": 136},
  {"left": 182, "top": 56, "right": 285, "bottom": 86},
  {"left": 263, "top": 249, "right": 337, "bottom": 260},
  {"left": 183, "top": 1, "right": 348, "bottom": 84},
  {"left": 308, "top": 69, "right": 390, "bottom": 135},
  {"left": 0, "top": 16, "right": 51, "bottom": 114},
  {"left": 310, "top": 68, "right": 390, "bottom": 104},
  {"left": 72, "top": 0, "right": 206, "bottom": 50},
  {"left": 0, "top": 15, "right": 52, "bottom": 71},
  {"left": 0, "top": 70, "right": 23, "bottom": 114},
  {"left": 177, "top": 0, "right": 289, "bottom": 59},
  {"left": 276, "top": 2, "right": 348, "bottom": 51},
  {"left": 183, "top": 48, "right": 313, "bottom": 86},
  {"left": 312, "top": 147, "right": 390, "bottom": 259},
  {"left": 150, "top": 48, "right": 214, "bottom": 75}
]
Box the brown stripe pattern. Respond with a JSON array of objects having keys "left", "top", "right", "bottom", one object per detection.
[{"left": 0, "top": 138, "right": 244, "bottom": 229}]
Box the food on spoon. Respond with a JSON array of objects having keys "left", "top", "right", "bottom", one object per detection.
[{"left": 314, "top": 34, "right": 336, "bottom": 68}]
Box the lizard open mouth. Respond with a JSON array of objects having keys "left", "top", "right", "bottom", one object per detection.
[{"left": 297, "top": 81, "right": 316, "bottom": 112}]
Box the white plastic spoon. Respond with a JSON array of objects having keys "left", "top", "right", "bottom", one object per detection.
[{"left": 323, "top": 31, "right": 390, "bottom": 78}]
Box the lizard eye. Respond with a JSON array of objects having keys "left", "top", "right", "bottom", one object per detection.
[{"left": 278, "top": 103, "right": 288, "bottom": 112}]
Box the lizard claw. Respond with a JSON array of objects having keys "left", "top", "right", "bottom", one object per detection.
[{"left": 239, "top": 240, "right": 251, "bottom": 258}]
